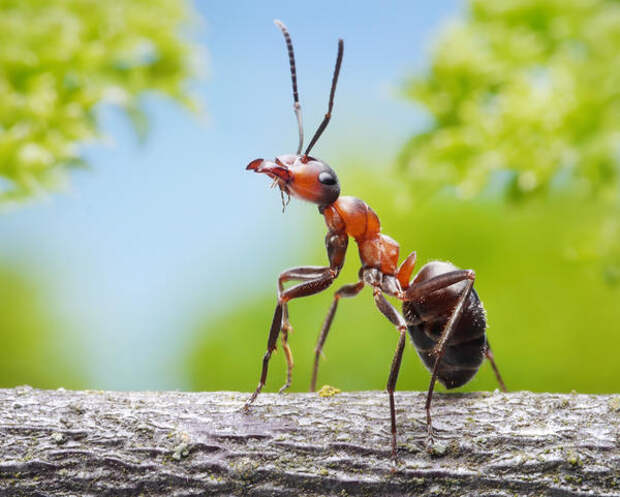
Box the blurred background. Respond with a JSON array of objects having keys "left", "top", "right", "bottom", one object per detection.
[{"left": 0, "top": 0, "right": 618, "bottom": 394}]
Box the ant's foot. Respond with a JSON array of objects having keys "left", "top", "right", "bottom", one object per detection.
[
  {"left": 391, "top": 450, "right": 401, "bottom": 469},
  {"left": 390, "top": 432, "right": 401, "bottom": 468},
  {"left": 243, "top": 390, "right": 259, "bottom": 413},
  {"left": 425, "top": 428, "right": 448, "bottom": 457},
  {"left": 278, "top": 381, "right": 291, "bottom": 394},
  {"left": 425, "top": 426, "right": 435, "bottom": 453}
]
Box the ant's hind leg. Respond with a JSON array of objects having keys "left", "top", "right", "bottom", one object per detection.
[
  {"left": 404, "top": 269, "right": 475, "bottom": 302},
  {"left": 405, "top": 270, "right": 476, "bottom": 448},
  {"left": 484, "top": 340, "right": 507, "bottom": 392},
  {"left": 311, "top": 280, "right": 364, "bottom": 392}
]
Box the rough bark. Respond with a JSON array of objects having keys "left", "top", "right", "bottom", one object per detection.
[{"left": 0, "top": 387, "right": 618, "bottom": 496}]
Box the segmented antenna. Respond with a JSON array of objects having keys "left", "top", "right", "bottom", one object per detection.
[
  {"left": 305, "top": 38, "right": 344, "bottom": 156},
  {"left": 274, "top": 20, "right": 304, "bottom": 155}
]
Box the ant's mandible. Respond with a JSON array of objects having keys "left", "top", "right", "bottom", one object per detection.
[{"left": 243, "top": 20, "right": 507, "bottom": 458}]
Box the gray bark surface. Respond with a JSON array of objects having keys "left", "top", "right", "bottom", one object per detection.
[{"left": 0, "top": 387, "right": 618, "bottom": 496}]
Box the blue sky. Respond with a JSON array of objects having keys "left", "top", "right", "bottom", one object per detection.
[{"left": 0, "top": 1, "right": 460, "bottom": 389}]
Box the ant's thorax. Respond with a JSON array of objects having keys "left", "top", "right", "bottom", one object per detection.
[{"left": 322, "top": 196, "right": 400, "bottom": 275}]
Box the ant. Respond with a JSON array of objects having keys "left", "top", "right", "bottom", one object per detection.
[{"left": 243, "top": 20, "right": 507, "bottom": 458}]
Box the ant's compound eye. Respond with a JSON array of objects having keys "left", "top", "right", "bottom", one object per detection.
[{"left": 318, "top": 171, "right": 337, "bottom": 186}]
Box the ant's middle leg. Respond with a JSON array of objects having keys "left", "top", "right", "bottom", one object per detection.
[
  {"left": 372, "top": 286, "right": 408, "bottom": 460},
  {"left": 244, "top": 267, "right": 337, "bottom": 411},
  {"left": 310, "top": 280, "right": 365, "bottom": 392}
]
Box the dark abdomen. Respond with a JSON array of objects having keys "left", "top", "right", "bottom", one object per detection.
[{"left": 402, "top": 261, "right": 487, "bottom": 389}]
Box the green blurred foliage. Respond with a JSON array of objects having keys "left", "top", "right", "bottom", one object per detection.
[
  {"left": 401, "top": 0, "right": 619, "bottom": 202},
  {"left": 188, "top": 168, "right": 620, "bottom": 394},
  {"left": 0, "top": 263, "right": 86, "bottom": 388},
  {"left": 0, "top": 0, "right": 198, "bottom": 202}
]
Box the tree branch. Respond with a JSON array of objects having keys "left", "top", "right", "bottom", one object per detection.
[{"left": 0, "top": 387, "right": 618, "bottom": 496}]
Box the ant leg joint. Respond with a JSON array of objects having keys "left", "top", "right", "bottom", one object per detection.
[{"left": 466, "top": 270, "right": 476, "bottom": 280}]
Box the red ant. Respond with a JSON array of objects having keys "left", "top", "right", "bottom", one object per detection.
[{"left": 243, "top": 20, "right": 507, "bottom": 458}]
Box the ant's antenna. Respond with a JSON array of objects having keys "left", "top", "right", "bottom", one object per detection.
[
  {"left": 274, "top": 20, "right": 304, "bottom": 155},
  {"left": 305, "top": 38, "right": 343, "bottom": 156}
]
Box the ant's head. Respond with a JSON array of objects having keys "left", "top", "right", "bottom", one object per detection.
[
  {"left": 246, "top": 154, "right": 340, "bottom": 206},
  {"left": 246, "top": 20, "right": 343, "bottom": 210}
]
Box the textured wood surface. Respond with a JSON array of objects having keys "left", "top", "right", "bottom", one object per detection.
[{"left": 0, "top": 387, "right": 618, "bottom": 496}]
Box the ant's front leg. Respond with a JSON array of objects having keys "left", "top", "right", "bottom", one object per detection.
[
  {"left": 277, "top": 266, "right": 331, "bottom": 394},
  {"left": 243, "top": 229, "right": 347, "bottom": 411},
  {"left": 244, "top": 267, "right": 338, "bottom": 411}
]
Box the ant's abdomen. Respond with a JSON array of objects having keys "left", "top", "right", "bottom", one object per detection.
[{"left": 402, "top": 261, "right": 487, "bottom": 389}]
